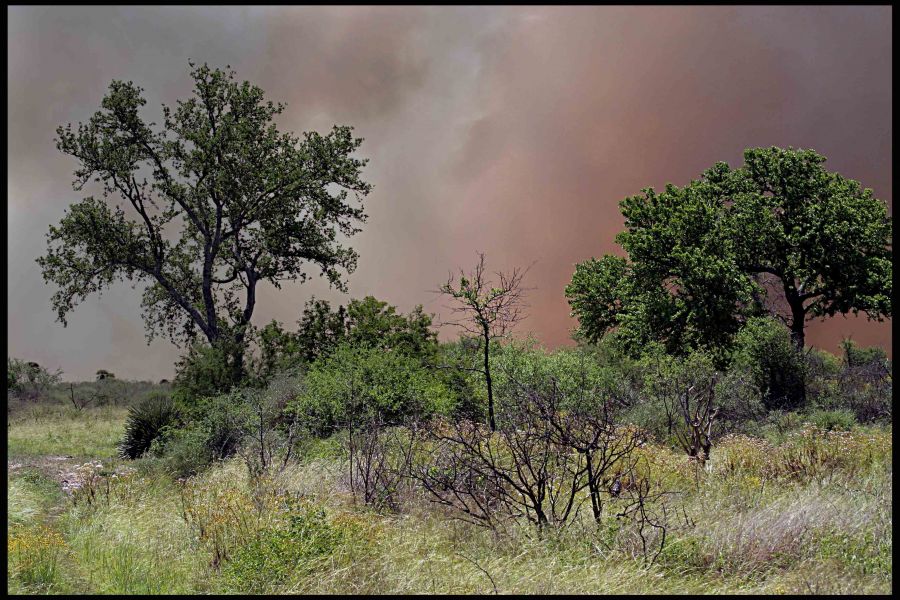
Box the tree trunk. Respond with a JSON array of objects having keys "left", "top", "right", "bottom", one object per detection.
[
  {"left": 787, "top": 297, "right": 808, "bottom": 409},
  {"left": 789, "top": 311, "right": 806, "bottom": 352},
  {"left": 483, "top": 328, "right": 495, "bottom": 431}
]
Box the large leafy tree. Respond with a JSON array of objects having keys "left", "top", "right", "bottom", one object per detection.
[
  {"left": 714, "top": 147, "right": 892, "bottom": 350},
  {"left": 38, "top": 63, "right": 372, "bottom": 384},
  {"left": 567, "top": 173, "right": 758, "bottom": 359},
  {"left": 567, "top": 147, "right": 891, "bottom": 357}
]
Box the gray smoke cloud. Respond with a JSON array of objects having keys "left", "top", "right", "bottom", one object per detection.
[{"left": 7, "top": 6, "right": 891, "bottom": 380}]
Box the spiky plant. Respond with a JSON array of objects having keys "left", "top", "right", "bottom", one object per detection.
[{"left": 119, "top": 393, "right": 178, "bottom": 459}]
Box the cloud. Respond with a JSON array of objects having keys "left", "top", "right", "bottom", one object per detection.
[{"left": 7, "top": 6, "right": 891, "bottom": 379}]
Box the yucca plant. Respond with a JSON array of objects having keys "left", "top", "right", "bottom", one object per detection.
[{"left": 119, "top": 393, "right": 178, "bottom": 459}]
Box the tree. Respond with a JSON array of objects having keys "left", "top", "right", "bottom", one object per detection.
[
  {"left": 567, "top": 147, "right": 891, "bottom": 358},
  {"left": 7, "top": 359, "right": 63, "bottom": 402},
  {"left": 37, "top": 63, "right": 372, "bottom": 388},
  {"left": 716, "top": 147, "right": 892, "bottom": 350},
  {"left": 567, "top": 178, "right": 758, "bottom": 360},
  {"left": 96, "top": 369, "right": 116, "bottom": 381},
  {"left": 345, "top": 296, "right": 438, "bottom": 360},
  {"left": 438, "top": 253, "right": 530, "bottom": 431}
]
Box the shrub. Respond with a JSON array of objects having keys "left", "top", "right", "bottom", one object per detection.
[
  {"left": 8, "top": 356, "right": 26, "bottom": 393},
  {"left": 119, "top": 394, "right": 178, "bottom": 459},
  {"left": 152, "top": 392, "right": 250, "bottom": 477},
  {"left": 221, "top": 499, "right": 359, "bottom": 593},
  {"left": 491, "top": 339, "right": 636, "bottom": 416},
  {"left": 408, "top": 363, "right": 654, "bottom": 534},
  {"left": 172, "top": 339, "right": 243, "bottom": 405},
  {"left": 808, "top": 409, "right": 857, "bottom": 432},
  {"left": 731, "top": 317, "right": 806, "bottom": 411},
  {"left": 841, "top": 339, "right": 889, "bottom": 370},
  {"left": 836, "top": 340, "right": 892, "bottom": 422},
  {"left": 294, "top": 342, "right": 454, "bottom": 434},
  {"left": 7, "top": 358, "right": 63, "bottom": 402}
]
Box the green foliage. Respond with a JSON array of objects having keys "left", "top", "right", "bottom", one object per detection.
[
  {"left": 295, "top": 298, "right": 349, "bottom": 362},
  {"left": 172, "top": 338, "right": 244, "bottom": 403},
  {"left": 731, "top": 316, "right": 806, "bottom": 411},
  {"left": 152, "top": 392, "right": 250, "bottom": 476},
  {"left": 294, "top": 342, "right": 454, "bottom": 434},
  {"left": 807, "top": 409, "right": 857, "bottom": 432},
  {"left": 221, "top": 500, "right": 358, "bottom": 593},
  {"left": 567, "top": 146, "right": 892, "bottom": 356},
  {"left": 345, "top": 296, "right": 438, "bottom": 360},
  {"left": 250, "top": 296, "right": 439, "bottom": 387},
  {"left": 489, "top": 339, "right": 633, "bottom": 414},
  {"left": 37, "top": 62, "right": 372, "bottom": 383},
  {"left": 251, "top": 319, "right": 308, "bottom": 385},
  {"left": 119, "top": 393, "right": 178, "bottom": 459}
]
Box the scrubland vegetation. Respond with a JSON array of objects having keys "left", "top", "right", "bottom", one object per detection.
[
  {"left": 7, "top": 331, "right": 893, "bottom": 595},
  {"left": 9, "top": 64, "right": 892, "bottom": 594}
]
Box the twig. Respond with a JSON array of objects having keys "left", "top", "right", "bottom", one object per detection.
[{"left": 456, "top": 551, "right": 498, "bottom": 595}]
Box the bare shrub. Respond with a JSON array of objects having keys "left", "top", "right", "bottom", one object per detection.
[
  {"left": 672, "top": 373, "right": 719, "bottom": 466},
  {"left": 236, "top": 375, "right": 303, "bottom": 482},
  {"left": 407, "top": 373, "right": 650, "bottom": 536},
  {"left": 837, "top": 358, "right": 892, "bottom": 423},
  {"left": 346, "top": 417, "right": 417, "bottom": 512}
]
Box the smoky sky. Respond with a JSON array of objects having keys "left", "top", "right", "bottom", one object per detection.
[{"left": 7, "top": 6, "right": 892, "bottom": 381}]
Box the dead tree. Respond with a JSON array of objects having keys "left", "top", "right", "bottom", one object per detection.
[
  {"left": 673, "top": 375, "right": 719, "bottom": 465},
  {"left": 437, "top": 252, "right": 531, "bottom": 431}
]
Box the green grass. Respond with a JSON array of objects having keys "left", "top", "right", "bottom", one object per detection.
[
  {"left": 5, "top": 406, "right": 893, "bottom": 594},
  {"left": 7, "top": 469, "right": 65, "bottom": 527},
  {"left": 7, "top": 405, "right": 128, "bottom": 458}
]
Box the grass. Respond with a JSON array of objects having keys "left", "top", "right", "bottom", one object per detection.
[
  {"left": 5, "top": 405, "right": 893, "bottom": 594},
  {"left": 7, "top": 405, "right": 128, "bottom": 459}
]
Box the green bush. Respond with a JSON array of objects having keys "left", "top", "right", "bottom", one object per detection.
[
  {"left": 490, "top": 339, "right": 634, "bottom": 414},
  {"left": 629, "top": 347, "right": 718, "bottom": 441},
  {"left": 221, "top": 499, "right": 357, "bottom": 593},
  {"left": 841, "top": 339, "right": 889, "bottom": 370},
  {"left": 294, "top": 342, "right": 454, "bottom": 434},
  {"left": 119, "top": 393, "right": 178, "bottom": 459},
  {"left": 172, "top": 339, "right": 244, "bottom": 405},
  {"left": 151, "top": 392, "right": 252, "bottom": 476},
  {"left": 731, "top": 317, "right": 806, "bottom": 411},
  {"left": 807, "top": 409, "right": 857, "bottom": 432}
]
